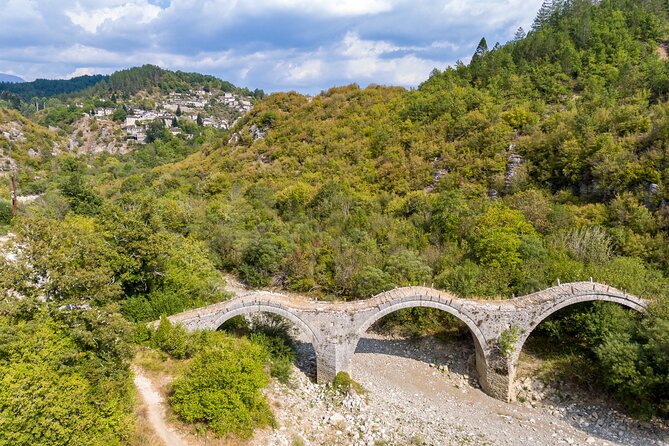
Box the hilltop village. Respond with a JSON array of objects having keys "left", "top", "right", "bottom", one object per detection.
[{"left": 90, "top": 88, "right": 254, "bottom": 143}]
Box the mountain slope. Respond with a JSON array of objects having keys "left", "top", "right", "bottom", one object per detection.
[
  {"left": 148, "top": 0, "right": 669, "bottom": 302},
  {"left": 0, "top": 73, "right": 24, "bottom": 83}
]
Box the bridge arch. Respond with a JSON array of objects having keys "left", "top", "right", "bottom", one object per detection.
[
  {"left": 354, "top": 292, "right": 489, "bottom": 358},
  {"left": 211, "top": 303, "right": 320, "bottom": 346},
  {"left": 514, "top": 292, "right": 648, "bottom": 359}
]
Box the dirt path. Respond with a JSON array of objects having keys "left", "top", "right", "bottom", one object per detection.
[{"left": 133, "top": 367, "right": 190, "bottom": 446}]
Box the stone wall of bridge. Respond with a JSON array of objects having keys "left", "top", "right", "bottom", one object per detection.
[{"left": 161, "top": 282, "right": 649, "bottom": 402}]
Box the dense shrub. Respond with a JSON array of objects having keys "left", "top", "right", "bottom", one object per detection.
[
  {"left": 530, "top": 301, "right": 669, "bottom": 418},
  {"left": 170, "top": 338, "right": 274, "bottom": 438},
  {"left": 0, "top": 199, "right": 11, "bottom": 225},
  {"left": 595, "top": 303, "right": 669, "bottom": 418},
  {"left": 151, "top": 315, "right": 194, "bottom": 359},
  {"left": 0, "top": 312, "right": 134, "bottom": 445}
]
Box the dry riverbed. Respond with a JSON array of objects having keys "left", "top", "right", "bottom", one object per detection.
[{"left": 135, "top": 333, "right": 669, "bottom": 446}]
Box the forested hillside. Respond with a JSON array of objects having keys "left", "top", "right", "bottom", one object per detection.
[
  {"left": 160, "top": 0, "right": 669, "bottom": 301},
  {"left": 0, "top": 0, "right": 668, "bottom": 443},
  {"left": 0, "top": 74, "right": 108, "bottom": 101}
]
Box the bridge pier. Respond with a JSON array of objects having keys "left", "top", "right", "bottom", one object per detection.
[
  {"left": 315, "top": 337, "right": 358, "bottom": 384},
  {"left": 477, "top": 349, "right": 516, "bottom": 402}
]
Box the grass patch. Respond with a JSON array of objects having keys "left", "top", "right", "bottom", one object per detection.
[{"left": 332, "top": 371, "right": 366, "bottom": 396}]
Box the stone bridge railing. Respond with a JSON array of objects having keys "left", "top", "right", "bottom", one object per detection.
[{"left": 161, "top": 282, "right": 648, "bottom": 402}]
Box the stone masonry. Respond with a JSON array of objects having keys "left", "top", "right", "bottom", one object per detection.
[{"left": 164, "top": 282, "right": 648, "bottom": 402}]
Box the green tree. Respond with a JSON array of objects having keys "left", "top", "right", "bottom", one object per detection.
[
  {"left": 240, "top": 235, "right": 290, "bottom": 288},
  {"left": 151, "top": 315, "right": 193, "bottom": 359},
  {"left": 532, "top": 0, "right": 555, "bottom": 30},
  {"left": 471, "top": 206, "right": 538, "bottom": 270},
  {"left": 111, "top": 107, "right": 127, "bottom": 123},
  {"left": 145, "top": 118, "right": 170, "bottom": 143},
  {"left": 12, "top": 215, "right": 122, "bottom": 305}
]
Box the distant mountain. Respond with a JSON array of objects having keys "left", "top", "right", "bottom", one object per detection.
[
  {"left": 0, "top": 74, "right": 109, "bottom": 100},
  {"left": 101, "top": 64, "right": 260, "bottom": 97},
  {"left": 0, "top": 65, "right": 264, "bottom": 103},
  {"left": 0, "top": 73, "right": 24, "bottom": 83}
]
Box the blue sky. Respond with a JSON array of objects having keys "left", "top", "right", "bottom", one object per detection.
[{"left": 0, "top": 0, "right": 543, "bottom": 94}]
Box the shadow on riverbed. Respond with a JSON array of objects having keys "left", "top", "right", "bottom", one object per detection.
[
  {"left": 293, "top": 339, "right": 317, "bottom": 380},
  {"left": 291, "top": 334, "right": 479, "bottom": 384},
  {"left": 355, "top": 334, "right": 478, "bottom": 380}
]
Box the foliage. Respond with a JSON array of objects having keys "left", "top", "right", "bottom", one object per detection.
[
  {"left": 10, "top": 215, "right": 122, "bottom": 305},
  {"left": 145, "top": 118, "right": 170, "bottom": 143},
  {"left": 372, "top": 307, "right": 467, "bottom": 339},
  {"left": 532, "top": 301, "right": 669, "bottom": 418},
  {"left": 0, "top": 199, "right": 12, "bottom": 225},
  {"left": 169, "top": 338, "right": 274, "bottom": 438},
  {"left": 151, "top": 315, "right": 194, "bottom": 359},
  {"left": 594, "top": 308, "right": 669, "bottom": 418},
  {"left": 551, "top": 226, "right": 613, "bottom": 264},
  {"left": 101, "top": 64, "right": 240, "bottom": 96},
  {"left": 0, "top": 310, "right": 135, "bottom": 445},
  {"left": 497, "top": 325, "right": 521, "bottom": 357},
  {"left": 249, "top": 331, "right": 295, "bottom": 383},
  {"left": 0, "top": 75, "right": 107, "bottom": 101},
  {"left": 58, "top": 159, "right": 103, "bottom": 215},
  {"left": 2, "top": 0, "right": 669, "bottom": 428},
  {"left": 239, "top": 235, "right": 290, "bottom": 288},
  {"left": 219, "top": 313, "right": 297, "bottom": 383}
]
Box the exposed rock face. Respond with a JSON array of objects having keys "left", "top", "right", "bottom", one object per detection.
[
  {"left": 249, "top": 124, "right": 268, "bottom": 141},
  {"left": 0, "top": 122, "right": 26, "bottom": 142},
  {"left": 505, "top": 153, "right": 523, "bottom": 190}
]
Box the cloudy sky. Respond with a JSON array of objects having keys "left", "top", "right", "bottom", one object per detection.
[{"left": 0, "top": 0, "right": 543, "bottom": 93}]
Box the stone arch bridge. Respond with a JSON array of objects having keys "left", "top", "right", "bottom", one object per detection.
[{"left": 163, "top": 282, "right": 648, "bottom": 401}]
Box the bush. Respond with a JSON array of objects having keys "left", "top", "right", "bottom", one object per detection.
[
  {"left": 352, "top": 266, "right": 395, "bottom": 299},
  {"left": 594, "top": 303, "right": 669, "bottom": 418},
  {"left": 0, "top": 200, "right": 12, "bottom": 225},
  {"left": 551, "top": 226, "right": 612, "bottom": 264},
  {"left": 220, "top": 314, "right": 297, "bottom": 383},
  {"left": 332, "top": 371, "right": 365, "bottom": 395},
  {"left": 240, "top": 236, "right": 290, "bottom": 287},
  {"left": 372, "top": 307, "right": 466, "bottom": 339},
  {"left": 151, "top": 315, "right": 194, "bottom": 359},
  {"left": 170, "top": 338, "right": 274, "bottom": 438},
  {"left": 249, "top": 332, "right": 294, "bottom": 383}
]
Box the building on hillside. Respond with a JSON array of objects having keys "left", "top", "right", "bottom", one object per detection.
[
  {"left": 94, "top": 108, "right": 114, "bottom": 117},
  {"left": 123, "top": 125, "right": 147, "bottom": 143}
]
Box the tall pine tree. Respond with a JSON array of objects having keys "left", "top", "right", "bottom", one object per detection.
[
  {"left": 473, "top": 37, "right": 489, "bottom": 60},
  {"left": 532, "top": 0, "right": 554, "bottom": 31}
]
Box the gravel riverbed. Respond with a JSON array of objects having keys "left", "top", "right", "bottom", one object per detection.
[{"left": 256, "top": 333, "right": 669, "bottom": 446}]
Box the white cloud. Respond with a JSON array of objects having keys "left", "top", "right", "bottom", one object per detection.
[
  {"left": 66, "top": 1, "right": 162, "bottom": 33},
  {"left": 64, "top": 66, "right": 114, "bottom": 78},
  {"left": 283, "top": 59, "right": 323, "bottom": 83},
  {"left": 430, "top": 40, "right": 460, "bottom": 52},
  {"left": 0, "top": 0, "right": 545, "bottom": 92},
  {"left": 269, "top": 0, "right": 394, "bottom": 16},
  {"left": 340, "top": 31, "right": 399, "bottom": 58},
  {"left": 173, "top": 0, "right": 394, "bottom": 17}
]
